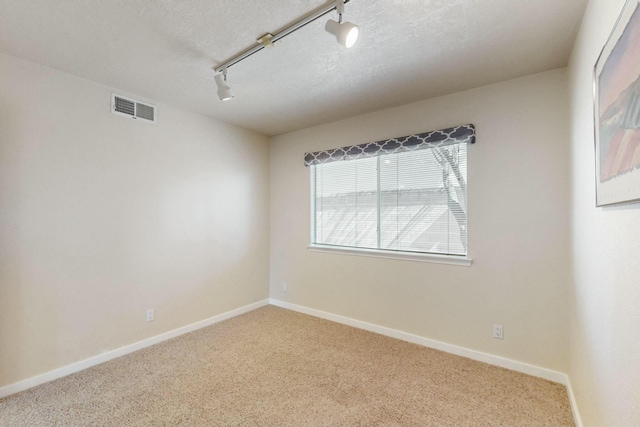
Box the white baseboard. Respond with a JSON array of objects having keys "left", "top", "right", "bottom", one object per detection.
[
  {"left": 0, "top": 299, "right": 270, "bottom": 400},
  {"left": 269, "top": 299, "right": 587, "bottom": 423},
  {"left": 565, "top": 377, "right": 584, "bottom": 427},
  {"left": 1, "top": 297, "right": 583, "bottom": 427},
  {"left": 269, "top": 299, "right": 567, "bottom": 384}
]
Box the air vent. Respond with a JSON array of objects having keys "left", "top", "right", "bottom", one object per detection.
[{"left": 111, "top": 93, "right": 156, "bottom": 123}]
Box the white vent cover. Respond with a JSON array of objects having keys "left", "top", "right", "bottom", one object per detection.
[{"left": 111, "top": 93, "right": 156, "bottom": 123}]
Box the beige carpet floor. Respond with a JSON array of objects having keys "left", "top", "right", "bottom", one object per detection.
[{"left": 0, "top": 305, "right": 574, "bottom": 426}]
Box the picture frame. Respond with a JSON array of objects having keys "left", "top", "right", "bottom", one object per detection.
[{"left": 594, "top": 0, "right": 640, "bottom": 206}]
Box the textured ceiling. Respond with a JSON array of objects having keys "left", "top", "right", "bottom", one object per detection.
[{"left": 0, "top": 0, "right": 587, "bottom": 136}]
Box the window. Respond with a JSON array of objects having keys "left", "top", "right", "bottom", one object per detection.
[{"left": 306, "top": 125, "right": 474, "bottom": 258}]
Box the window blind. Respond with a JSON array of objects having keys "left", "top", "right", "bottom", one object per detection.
[{"left": 309, "top": 125, "right": 473, "bottom": 257}]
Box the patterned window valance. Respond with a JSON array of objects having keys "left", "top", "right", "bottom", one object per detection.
[{"left": 304, "top": 124, "right": 475, "bottom": 167}]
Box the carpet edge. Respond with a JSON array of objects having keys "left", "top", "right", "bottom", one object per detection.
[
  {"left": 268, "top": 299, "right": 568, "bottom": 381},
  {"left": 0, "top": 299, "right": 270, "bottom": 400},
  {"left": 269, "top": 298, "right": 582, "bottom": 426}
]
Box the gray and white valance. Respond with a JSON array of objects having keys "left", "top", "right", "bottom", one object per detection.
[{"left": 304, "top": 124, "right": 475, "bottom": 167}]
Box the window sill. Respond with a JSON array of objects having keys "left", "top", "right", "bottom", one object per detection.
[{"left": 307, "top": 245, "right": 472, "bottom": 266}]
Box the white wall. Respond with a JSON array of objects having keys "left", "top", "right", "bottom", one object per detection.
[
  {"left": 270, "top": 69, "right": 571, "bottom": 372},
  {"left": 568, "top": 0, "right": 640, "bottom": 425},
  {"left": 0, "top": 52, "right": 270, "bottom": 388}
]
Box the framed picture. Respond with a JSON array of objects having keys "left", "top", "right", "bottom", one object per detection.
[{"left": 594, "top": 0, "right": 640, "bottom": 206}]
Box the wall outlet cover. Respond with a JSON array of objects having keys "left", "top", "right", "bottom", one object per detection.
[{"left": 493, "top": 324, "right": 503, "bottom": 339}]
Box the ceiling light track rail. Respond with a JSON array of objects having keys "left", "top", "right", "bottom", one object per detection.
[
  {"left": 214, "top": 1, "right": 349, "bottom": 73},
  {"left": 213, "top": 0, "right": 358, "bottom": 100}
]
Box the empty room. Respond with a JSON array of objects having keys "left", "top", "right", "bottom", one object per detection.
[{"left": 0, "top": 0, "right": 638, "bottom": 426}]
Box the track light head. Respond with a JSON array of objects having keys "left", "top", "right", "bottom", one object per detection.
[
  {"left": 215, "top": 73, "right": 233, "bottom": 101},
  {"left": 325, "top": 19, "right": 359, "bottom": 48}
]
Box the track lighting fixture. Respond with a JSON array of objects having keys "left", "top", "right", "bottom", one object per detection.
[
  {"left": 213, "top": 0, "right": 359, "bottom": 100},
  {"left": 325, "top": 0, "right": 359, "bottom": 48},
  {"left": 214, "top": 69, "right": 233, "bottom": 101},
  {"left": 325, "top": 20, "right": 359, "bottom": 49}
]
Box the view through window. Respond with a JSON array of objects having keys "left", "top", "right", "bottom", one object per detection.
[{"left": 312, "top": 143, "right": 467, "bottom": 256}]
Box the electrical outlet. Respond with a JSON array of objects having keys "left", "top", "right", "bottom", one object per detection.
[
  {"left": 282, "top": 282, "right": 288, "bottom": 292},
  {"left": 146, "top": 308, "right": 155, "bottom": 322},
  {"left": 493, "top": 324, "right": 503, "bottom": 340}
]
